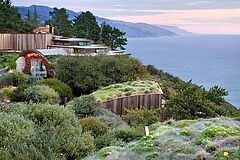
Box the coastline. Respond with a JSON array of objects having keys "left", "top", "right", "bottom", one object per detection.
[{"left": 127, "top": 35, "right": 240, "bottom": 108}]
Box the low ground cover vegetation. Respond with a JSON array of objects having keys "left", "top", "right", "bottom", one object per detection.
[
  {"left": 90, "top": 118, "right": 240, "bottom": 160},
  {"left": 92, "top": 80, "right": 161, "bottom": 102}
]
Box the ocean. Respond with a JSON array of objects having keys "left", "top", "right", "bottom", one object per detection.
[{"left": 126, "top": 35, "right": 240, "bottom": 108}]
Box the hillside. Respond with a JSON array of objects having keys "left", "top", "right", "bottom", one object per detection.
[
  {"left": 86, "top": 117, "right": 240, "bottom": 160},
  {"left": 0, "top": 51, "right": 240, "bottom": 160},
  {"left": 96, "top": 17, "right": 177, "bottom": 38},
  {"left": 156, "top": 25, "right": 193, "bottom": 36},
  {"left": 16, "top": 5, "right": 185, "bottom": 38}
]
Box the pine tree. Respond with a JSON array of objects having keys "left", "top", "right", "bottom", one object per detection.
[
  {"left": 0, "top": 0, "right": 37, "bottom": 32},
  {"left": 49, "top": 8, "right": 73, "bottom": 37},
  {"left": 101, "top": 23, "right": 127, "bottom": 50},
  {"left": 0, "top": 0, "right": 23, "bottom": 32},
  {"left": 73, "top": 11, "right": 101, "bottom": 41},
  {"left": 33, "top": 5, "right": 39, "bottom": 26},
  {"left": 27, "top": 8, "right": 31, "bottom": 21}
]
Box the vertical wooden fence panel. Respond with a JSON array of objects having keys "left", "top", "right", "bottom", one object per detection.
[
  {"left": 101, "top": 93, "right": 162, "bottom": 115},
  {"left": 0, "top": 33, "right": 52, "bottom": 50}
]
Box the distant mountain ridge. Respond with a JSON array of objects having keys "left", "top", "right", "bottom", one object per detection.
[
  {"left": 96, "top": 17, "right": 177, "bottom": 38},
  {"left": 156, "top": 25, "right": 193, "bottom": 36},
  {"left": 17, "top": 5, "right": 78, "bottom": 21},
  {"left": 16, "top": 5, "right": 192, "bottom": 38}
]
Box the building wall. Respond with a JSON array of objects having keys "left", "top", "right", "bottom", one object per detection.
[
  {"left": 0, "top": 33, "right": 52, "bottom": 51},
  {"left": 47, "top": 46, "right": 74, "bottom": 54}
]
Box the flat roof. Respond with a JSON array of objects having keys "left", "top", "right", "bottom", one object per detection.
[
  {"left": 52, "top": 38, "right": 93, "bottom": 42},
  {"left": 37, "top": 49, "right": 68, "bottom": 56},
  {"left": 48, "top": 45, "right": 110, "bottom": 49}
]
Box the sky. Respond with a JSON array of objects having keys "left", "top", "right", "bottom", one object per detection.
[{"left": 12, "top": 0, "right": 240, "bottom": 34}]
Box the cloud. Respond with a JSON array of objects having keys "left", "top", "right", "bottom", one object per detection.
[
  {"left": 12, "top": 0, "right": 240, "bottom": 12},
  {"left": 110, "top": 9, "right": 240, "bottom": 34},
  {"left": 11, "top": 0, "right": 240, "bottom": 34}
]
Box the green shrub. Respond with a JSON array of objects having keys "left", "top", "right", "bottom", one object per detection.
[
  {"left": 55, "top": 55, "right": 150, "bottom": 95},
  {"left": 180, "top": 129, "right": 192, "bottom": 136},
  {"left": 82, "top": 132, "right": 95, "bottom": 154},
  {"left": 0, "top": 112, "right": 35, "bottom": 159},
  {"left": 165, "top": 81, "right": 218, "bottom": 120},
  {"left": 24, "top": 85, "right": 60, "bottom": 104},
  {"left": 97, "top": 115, "right": 126, "bottom": 129},
  {"left": 199, "top": 126, "right": 239, "bottom": 140},
  {"left": 4, "top": 103, "right": 79, "bottom": 128},
  {"left": 171, "top": 120, "right": 197, "bottom": 128},
  {"left": 171, "top": 147, "right": 196, "bottom": 155},
  {"left": 125, "top": 91, "right": 132, "bottom": 96},
  {"left": 11, "top": 84, "right": 29, "bottom": 102},
  {"left": 207, "top": 86, "right": 228, "bottom": 105},
  {"left": 109, "top": 126, "right": 145, "bottom": 143},
  {"left": 94, "top": 134, "right": 116, "bottom": 150},
  {"left": 129, "top": 135, "right": 160, "bottom": 153},
  {"left": 234, "top": 117, "right": 240, "bottom": 121},
  {"left": 12, "top": 71, "right": 28, "bottom": 86},
  {"left": 98, "top": 146, "right": 123, "bottom": 158},
  {"left": 32, "top": 79, "right": 73, "bottom": 104},
  {"left": 0, "top": 53, "right": 19, "bottom": 69},
  {"left": 147, "top": 65, "right": 240, "bottom": 119},
  {"left": 94, "top": 126, "right": 144, "bottom": 150},
  {"left": 146, "top": 65, "right": 182, "bottom": 84},
  {"left": 71, "top": 95, "right": 98, "bottom": 117},
  {"left": 205, "top": 144, "right": 217, "bottom": 153},
  {"left": 0, "top": 87, "right": 13, "bottom": 99},
  {"left": 123, "top": 108, "right": 160, "bottom": 127},
  {"left": 194, "top": 126, "right": 240, "bottom": 145},
  {"left": 0, "top": 71, "right": 27, "bottom": 86},
  {"left": 94, "top": 126, "right": 144, "bottom": 149},
  {"left": 4, "top": 103, "right": 94, "bottom": 159},
  {"left": 27, "top": 76, "right": 44, "bottom": 83},
  {"left": 0, "top": 112, "right": 35, "bottom": 147},
  {"left": 80, "top": 117, "right": 109, "bottom": 138},
  {"left": 94, "top": 107, "right": 127, "bottom": 128}
]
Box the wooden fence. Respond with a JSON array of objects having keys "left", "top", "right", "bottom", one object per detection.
[
  {"left": 0, "top": 33, "right": 52, "bottom": 51},
  {"left": 101, "top": 93, "right": 162, "bottom": 115}
]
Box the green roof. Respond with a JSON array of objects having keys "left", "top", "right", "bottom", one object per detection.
[{"left": 92, "top": 80, "right": 163, "bottom": 102}]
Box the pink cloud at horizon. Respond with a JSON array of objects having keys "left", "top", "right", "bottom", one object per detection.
[{"left": 109, "top": 9, "right": 240, "bottom": 34}]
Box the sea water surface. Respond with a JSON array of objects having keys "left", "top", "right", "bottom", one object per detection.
[{"left": 126, "top": 35, "right": 240, "bottom": 108}]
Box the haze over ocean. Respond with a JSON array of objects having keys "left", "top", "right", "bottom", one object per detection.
[{"left": 126, "top": 35, "right": 240, "bottom": 108}]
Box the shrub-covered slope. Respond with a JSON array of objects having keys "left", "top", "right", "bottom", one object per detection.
[
  {"left": 55, "top": 55, "right": 150, "bottom": 96},
  {"left": 90, "top": 118, "right": 240, "bottom": 160}
]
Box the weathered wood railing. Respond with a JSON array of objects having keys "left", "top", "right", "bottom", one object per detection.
[{"left": 100, "top": 93, "right": 162, "bottom": 115}]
